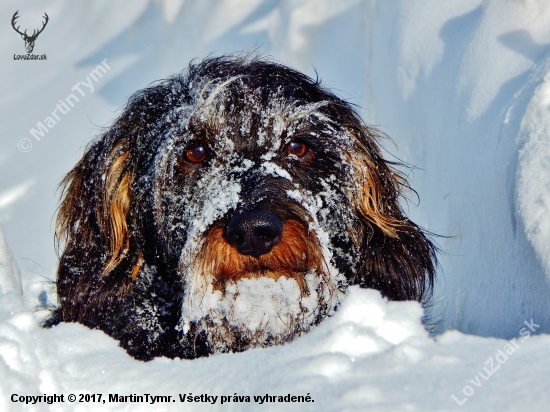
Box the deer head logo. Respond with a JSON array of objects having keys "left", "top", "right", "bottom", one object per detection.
[{"left": 11, "top": 11, "right": 49, "bottom": 54}]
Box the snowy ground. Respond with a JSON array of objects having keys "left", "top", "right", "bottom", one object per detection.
[{"left": 1, "top": 0, "right": 550, "bottom": 410}]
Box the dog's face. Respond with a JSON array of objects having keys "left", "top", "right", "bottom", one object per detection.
[
  {"left": 152, "top": 81, "right": 364, "bottom": 352},
  {"left": 55, "top": 56, "right": 436, "bottom": 360}
]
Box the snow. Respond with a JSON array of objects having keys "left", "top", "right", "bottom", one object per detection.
[
  {"left": 181, "top": 270, "right": 340, "bottom": 352},
  {"left": 2, "top": 0, "right": 550, "bottom": 410},
  {"left": 517, "top": 64, "right": 550, "bottom": 280},
  {"left": 0, "top": 224, "right": 22, "bottom": 295},
  {"left": 365, "top": 0, "right": 550, "bottom": 337},
  {"left": 260, "top": 161, "right": 293, "bottom": 181}
]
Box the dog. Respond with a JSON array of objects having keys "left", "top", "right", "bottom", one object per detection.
[{"left": 51, "top": 54, "right": 437, "bottom": 361}]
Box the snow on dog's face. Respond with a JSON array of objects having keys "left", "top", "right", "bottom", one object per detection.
[
  {"left": 55, "top": 55, "right": 437, "bottom": 360},
  {"left": 152, "top": 79, "right": 363, "bottom": 353}
]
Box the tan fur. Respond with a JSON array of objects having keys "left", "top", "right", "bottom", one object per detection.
[
  {"left": 130, "top": 251, "right": 144, "bottom": 281},
  {"left": 101, "top": 150, "right": 132, "bottom": 276},
  {"left": 197, "top": 220, "right": 326, "bottom": 296},
  {"left": 344, "top": 141, "right": 406, "bottom": 239},
  {"left": 55, "top": 144, "right": 134, "bottom": 278}
]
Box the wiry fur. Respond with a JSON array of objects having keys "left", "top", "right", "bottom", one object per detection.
[{"left": 50, "top": 54, "right": 437, "bottom": 361}]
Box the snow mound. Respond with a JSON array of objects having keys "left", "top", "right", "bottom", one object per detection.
[
  {"left": 517, "top": 59, "right": 550, "bottom": 280},
  {"left": 0, "top": 223, "right": 22, "bottom": 296}
]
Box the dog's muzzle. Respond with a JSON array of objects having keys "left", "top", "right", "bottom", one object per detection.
[{"left": 225, "top": 210, "right": 283, "bottom": 258}]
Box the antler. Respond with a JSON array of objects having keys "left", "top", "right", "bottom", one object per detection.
[
  {"left": 11, "top": 11, "right": 26, "bottom": 37},
  {"left": 32, "top": 13, "right": 49, "bottom": 39},
  {"left": 11, "top": 11, "right": 49, "bottom": 40}
]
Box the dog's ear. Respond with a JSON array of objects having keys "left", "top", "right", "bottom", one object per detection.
[
  {"left": 55, "top": 118, "right": 145, "bottom": 323},
  {"left": 347, "top": 126, "right": 437, "bottom": 303},
  {"left": 55, "top": 80, "right": 183, "bottom": 324}
]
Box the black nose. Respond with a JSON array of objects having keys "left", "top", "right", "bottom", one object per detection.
[{"left": 225, "top": 210, "right": 283, "bottom": 258}]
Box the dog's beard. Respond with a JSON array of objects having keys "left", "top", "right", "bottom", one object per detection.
[
  {"left": 177, "top": 222, "right": 346, "bottom": 355},
  {"left": 180, "top": 267, "right": 342, "bottom": 355}
]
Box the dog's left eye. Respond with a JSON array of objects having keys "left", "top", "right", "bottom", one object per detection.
[
  {"left": 185, "top": 146, "right": 207, "bottom": 163},
  {"left": 287, "top": 141, "right": 308, "bottom": 158}
]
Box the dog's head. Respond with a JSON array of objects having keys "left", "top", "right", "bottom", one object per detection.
[{"left": 55, "top": 55, "right": 436, "bottom": 359}]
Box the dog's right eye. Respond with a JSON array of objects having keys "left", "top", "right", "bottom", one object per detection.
[
  {"left": 185, "top": 146, "right": 207, "bottom": 163},
  {"left": 287, "top": 141, "right": 308, "bottom": 158}
]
